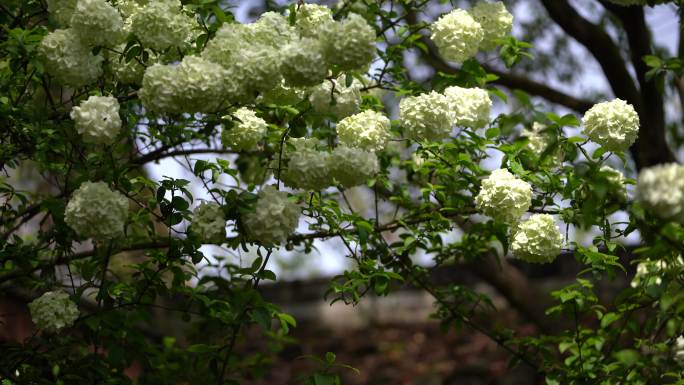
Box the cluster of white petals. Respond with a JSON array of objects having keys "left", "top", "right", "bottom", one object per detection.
[
  {"left": 28, "top": 291, "right": 79, "bottom": 333},
  {"left": 295, "top": 3, "right": 334, "bottom": 38},
  {"left": 222, "top": 108, "right": 268, "bottom": 151},
  {"left": 676, "top": 336, "right": 684, "bottom": 364},
  {"left": 629, "top": 257, "right": 683, "bottom": 288},
  {"left": 600, "top": 165, "right": 628, "bottom": 201},
  {"left": 70, "top": 95, "right": 122, "bottom": 144},
  {"left": 281, "top": 146, "right": 333, "bottom": 191},
  {"left": 510, "top": 214, "right": 563, "bottom": 264},
  {"left": 443, "top": 86, "right": 492, "bottom": 129},
  {"left": 321, "top": 13, "right": 376, "bottom": 71},
  {"left": 280, "top": 38, "right": 328, "bottom": 87},
  {"left": 65, "top": 181, "right": 128, "bottom": 241},
  {"left": 582, "top": 99, "right": 640, "bottom": 152},
  {"left": 399, "top": 91, "right": 453, "bottom": 141},
  {"left": 139, "top": 56, "right": 226, "bottom": 114},
  {"left": 202, "top": 23, "right": 251, "bottom": 68},
  {"left": 309, "top": 77, "right": 362, "bottom": 119},
  {"left": 328, "top": 146, "right": 380, "bottom": 187},
  {"left": 336, "top": 110, "right": 391, "bottom": 152},
  {"left": 636, "top": 163, "right": 684, "bottom": 222},
  {"left": 243, "top": 186, "right": 301, "bottom": 245},
  {"left": 130, "top": 0, "right": 196, "bottom": 51},
  {"left": 191, "top": 202, "right": 226, "bottom": 243},
  {"left": 70, "top": 0, "right": 124, "bottom": 47},
  {"left": 39, "top": 29, "right": 103, "bottom": 87},
  {"left": 250, "top": 12, "right": 296, "bottom": 46},
  {"left": 430, "top": 9, "right": 483, "bottom": 64},
  {"left": 470, "top": 1, "right": 513, "bottom": 51},
  {"left": 235, "top": 46, "right": 283, "bottom": 94},
  {"left": 475, "top": 168, "right": 532, "bottom": 224},
  {"left": 47, "top": 0, "right": 77, "bottom": 26}
]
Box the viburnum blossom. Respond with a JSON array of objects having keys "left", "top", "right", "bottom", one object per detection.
[
  {"left": 233, "top": 45, "right": 283, "bottom": 94},
  {"left": 328, "top": 146, "right": 380, "bottom": 187},
  {"left": 309, "top": 76, "right": 363, "bottom": 119},
  {"left": 321, "top": 13, "right": 376, "bottom": 71},
  {"left": 222, "top": 108, "right": 268, "bottom": 152},
  {"left": 636, "top": 163, "right": 684, "bottom": 222},
  {"left": 475, "top": 168, "right": 532, "bottom": 224},
  {"left": 443, "top": 86, "right": 492, "bottom": 129},
  {"left": 28, "top": 291, "right": 79, "bottom": 333},
  {"left": 47, "top": 0, "right": 77, "bottom": 26},
  {"left": 294, "top": 3, "right": 334, "bottom": 38},
  {"left": 39, "top": 28, "right": 103, "bottom": 87},
  {"left": 336, "top": 110, "right": 391, "bottom": 152},
  {"left": 64, "top": 181, "right": 128, "bottom": 241},
  {"left": 469, "top": 1, "right": 513, "bottom": 51},
  {"left": 510, "top": 214, "right": 563, "bottom": 264},
  {"left": 582, "top": 99, "right": 640, "bottom": 152},
  {"left": 130, "top": 0, "right": 196, "bottom": 51},
  {"left": 243, "top": 186, "right": 301, "bottom": 245},
  {"left": 70, "top": 95, "right": 122, "bottom": 145},
  {"left": 399, "top": 91, "right": 453, "bottom": 141},
  {"left": 260, "top": 80, "right": 306, "bottom": 106},
  {"left": 280, "top": 38, "right": 328, "bottom": 87},
  {"left": 191, "top": 202, "right": 226, "bottom": 243},
  {"left": 250, "top": 12, "right": 296, "bottom": 46},
  {"left": 281, "top": 147, "right": 333, "bottom": 191},
  {"left": 202, "top": 23, "right": 252, "bottom": 68},
  {"left": 69, "top": 0, "right": 124, "bottom": 47},
  {"left": 430, "top": 9, "right": 484, "bottom": 64}
]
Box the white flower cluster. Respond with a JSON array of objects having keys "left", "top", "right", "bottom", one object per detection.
[
  {"left": 430, "top": 1, "right": 513, "bottom": 63},
  {"left": 443, "top": 86, "right": 492, "bottom": 129},
  {"left": 582, "top": 99, "right": 640, "bottom": 152},
  {"left": 470, "top": 1, "right": 513, "bottom": 51},
  {"left": 295, "top": 3, "right": 334, "bottom": 38},
  {"left": 39, "top": 29, "right": 103, "bottom": 87},
  {"left": 321, "top": 13, "right": 376, "bottom": 71},
  {"left": 243, "top": 186, "right": 301, "bottom": 245},
  {"left": 69, "top": 0, "right": 124, "bottom": 47},
  {"left": 399, "top": 91, "right": 453, "bottom": 141},
  {"left": 47, "top": 0, "right": 78, "bottom": 26},
  {"left": 65, "top": 181, "right": 128, "bottom": 241},
  {"left": 475, "top": 168, "right": 532, "bottom": 224},
  {"left": 222, "top": 108, "right": 268, "bottom": 151},
  {"left": 329, "top": 146, "right": 380, "bottom": 187},
  {"left": 676, "top": 336, "right": 684, "bottom": 364},
  {"left": 336, "top": 110, "right": 391, "bottom": 152},
  {"left": 251, "top": 12, "right": 297, "bottom": 46},
  {"left": 309, "top": 77, "right": 363, "bottom": 119},
  {"left": 139, "top": 56, "right": 227, "bottom": 114},
  {"left": 130, "top": 0, "right": 196, "bottom": 51},
  {"left": 70, "top": 95, "right": 122, "bottom": 145},
  {"left": 636, "top": 163, "right": 684, "bottom": 222},
  {"left": 630, "top": 257, "right": 683, "bottom": 288},
  {"left": 510, "top": 214, "right": 563, "bottom": 264},
  {"left": 600, "top": 165, "right": 628, "bottom": 201},
  {"left": 28, "top": 291, "right": 80, "bottom": 333},
  {"left": 191, "top": 202, "right": 226, "bottom": 243},
  {"left": 282, "top": 146, "right": 333, "bottom": 191},
  {"left": 280, "top": 38, "right": 329, "bottom": 87}
]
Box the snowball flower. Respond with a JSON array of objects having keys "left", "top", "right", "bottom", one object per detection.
[
  {"left": 582, "top": 99, "right": 640, "bottom": 152},
  {"left": 65, "top": 181, "right": 128, "bottom": 241},
  {"left": 130, "top": 0, "right": 196, "bottom": 51},
  {"left": 475, "top": 168, "right": 532, "bottom": 224},
  {"left": 599, "top": 165, "right": 628, "bottom": 201},
  {"left": 337, "top": 110, "right": 391, "bottom": 152},
  {"left": 295, "top": 3, "right": 334, "bottom": 38},
  {"left": 70, "top": 0, "right": 125, "bottom": 47},
  {"left": 510, "top": 214, "right": 563, "bottom": 264},
  {"left": 321, "top": 13, "right": 376, "bottom": 71},
  {"left": 222, "top": 108, "right": 268, "bottom": 151},
  {"left": 232, "top": 45, "right": 283, "bottom": 94},
  {"left": 191, "top": 202, "right": 226, "bottom": 243},
  {"left": 281, "top": 147, "right": 333, "bottom": 191},
  {"left": 260, "top": 80, "right": 306, "bottom": 106},
  {"left": 399, "top": 91, "right": 453, "bottom": 141},
  {"left": 28, "top": 291, "right": 79, "bottom": 333},
  {"left": 280, "top": 38, "right": 329, "bottom": 87},
  {"left": 202, "top": 23, "right": 251, "bottom": 67},
  {"left": 39, "top": 29, "right": 103, "bottom": 87},
  {"left": 309, "top": 76, "right": 362, "bottom": 119},
  {"left": 469, "top": 1, "right": 513, "bottom": 51},
  {"left": 47, "top": 0, "right": 77, "bottom": 26},
  {"left": 443, "top": 86, "right": 492, "bottom": 129},
  {"left": 250, "top": 12, "right": 296, "bottom": 46},
  {"left": 636, "top": 163, "right": 684, "bottom": 222},
  {"left": 70, "top": 95, "right": 122, "bottom": 144},
  {"left": 243, "top": 186, "right": 301, "bottom": 245},
  {"left": 328, "top": 146, "right": 380, "bottom": 187},
  {"left": 430, "top": 9, "right": 484, "bottom": 64}
]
